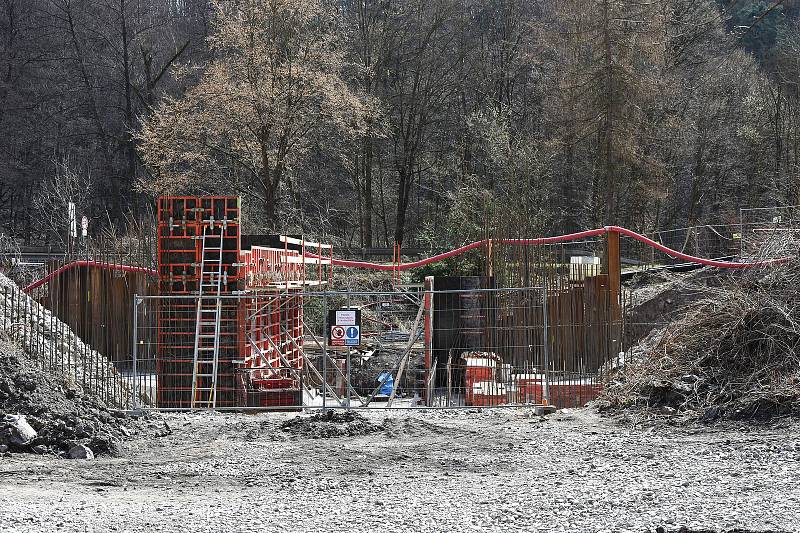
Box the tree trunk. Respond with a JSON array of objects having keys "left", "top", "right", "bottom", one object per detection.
[
  {"left": 394, "top": 165, "right": 413, "bottom": 246},
  {"left": 601, "top": 0, "right": 616, "bottom": 224},
  {"left": 261, "top": 169, "right": 278, "bottom": 231},
  {"left": 0, "top": 1, "right": 15, "bottom": 128},
  {"left": 121, "top": 0, "right": 136, "bottom": 209},
  {"left": 260, "top": 139, "right": 279, "bottom": 230},
  {"left": 362, "top": 135, "right": 374, "bottom": 247}
]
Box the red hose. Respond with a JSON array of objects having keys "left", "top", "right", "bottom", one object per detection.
[
  {"left": 22, "top": 226, "right": 791, "bottom": 293},
  {"left": 309, "top": 226, "right": 790, "bottom": 271},
  {"left": 606, "top": 226, "right": 789, "bottom": 268},
  {"left": 23, "top": 260, "right": 158, "bottom": 293}
]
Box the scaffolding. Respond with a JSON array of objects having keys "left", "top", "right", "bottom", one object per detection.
[{"left": 155, "top": 196, "right": 332, "bottom": 408}]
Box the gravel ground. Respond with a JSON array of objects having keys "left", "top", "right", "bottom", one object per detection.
[{"left": 0, "top": 408, "right": 798, "bottom": 532}]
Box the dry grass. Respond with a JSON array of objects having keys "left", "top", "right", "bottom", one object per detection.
[{"left": 606, "top": 235, "right": 800, "bottom": 420}]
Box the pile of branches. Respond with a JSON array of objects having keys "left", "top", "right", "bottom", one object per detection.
[{"left": 606, "top": 236, "right": 800, "bottom": 421}]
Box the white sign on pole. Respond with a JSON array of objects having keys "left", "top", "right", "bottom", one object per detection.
[
  {"left": 68, "top": 202, "right": 77, "bottom": 239},
  {"left": 81, "top": 216, "right": 89, "bottom": 238},
  {"left": 335, "top": 310, "right": 357, "bottom": 326}
]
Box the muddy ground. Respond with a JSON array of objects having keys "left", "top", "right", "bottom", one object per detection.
[{"left": 0, "top": 408, "right": 798, "bottom": 532}]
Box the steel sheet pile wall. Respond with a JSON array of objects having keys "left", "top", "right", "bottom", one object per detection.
[
  {"left": 156, "top": 196, "right": 242, "bottom": 408},
  {"left": 485, "top": 234, "right": 618, "bottom": 408},
  {"left": 32, "top": 263, "right": 156, "bottom": 369}
]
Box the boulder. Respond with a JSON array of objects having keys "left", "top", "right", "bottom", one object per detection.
[
  {"left": 68, "top": 444, "right": 94, "bottom": 460},
  {"left": 1, "top": 414, "right": 38, "bottom": 447}
]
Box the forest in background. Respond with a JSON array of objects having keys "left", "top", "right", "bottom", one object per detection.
[{"left": 1, "top": 0, "right": 800, "bottom": 250}]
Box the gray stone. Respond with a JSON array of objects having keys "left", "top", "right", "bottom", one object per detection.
[
  {"left": 68, "top": 444, "right": 94, "bottom": 460},
  {"left": 2, "top": 414, "right": 37, "bottom": 446}
]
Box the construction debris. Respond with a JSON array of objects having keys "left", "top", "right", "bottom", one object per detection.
[
  {"left": 1, "top": 414, "right": 36, "bottom": 446},
  {"left": 280, "top": 410, "right": 386, "bottom": 439},
  {"left": 67, "top": 443, "right": 94, "bottom": 460}
]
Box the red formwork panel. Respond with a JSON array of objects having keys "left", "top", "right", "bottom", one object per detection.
[
  {"left": 157, "top": 196, "right": 242, "bottom": 294},
  {"left": 239, "top": 246, "right": 306, "bottom": 400},
  {"left": 239, "top": 289, "right": 304, "bottom": 398},
  {"left": 242, "top": 246, "right": 305, "bottom": 289},
  {"left": 155, "top": 298, "right": 241, "bottom": 408},
  {"left": 471, "top": 382, "right": 507, "bottom": 407},
  {"left": 513, "top": 374, "right": 602, "bottom": 408},
  {"left": 156, "top": 196, "right": 325, "bottom": 408},
  {"left": 156, "top": 196, "right": 242, "bottom": 408}
]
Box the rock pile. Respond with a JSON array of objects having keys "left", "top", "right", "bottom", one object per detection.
[
  {"left": 0, "top": 336, "right": 136, "bottom": 458},
  {"left": 0, "top": 273, "right": 132, "bottom": 409},
  {"left": 280, "top": 410, "right": 386, "bottom": 439}
]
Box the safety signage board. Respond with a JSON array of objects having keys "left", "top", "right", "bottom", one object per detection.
[
  {"left": 335, "top": 310, "right": 357, "bottom": 326},
  {"left": 328, "top": 309, "right": 361, "bottom": 347}
]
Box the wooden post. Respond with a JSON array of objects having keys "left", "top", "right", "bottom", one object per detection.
[
  {"left": 604, "top": 230, "right": 621, "bottom": 321},
  {"left": 604, "top": 230, "right": 622, "bottom": 366},
  {"left": 487, "top": 239, "right": 493, "bottom": 279},
  {"left": 423, "top": 276, "right": 434, "bottom": 405}
]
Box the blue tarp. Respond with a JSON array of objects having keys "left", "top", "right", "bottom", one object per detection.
[{"left": 377, "top": 371, "right": 394, "bottom": 395}]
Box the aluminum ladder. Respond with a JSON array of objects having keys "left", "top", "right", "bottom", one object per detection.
[{"left": 190, "top": 223, "right": 225, "bottom": 408}]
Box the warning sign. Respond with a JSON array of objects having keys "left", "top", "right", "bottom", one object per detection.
[
  {"left": 328, "top": 309, "right": 361, "bottom": 347},
  {"left": 335, "top": 310, "right": 357, "bottom": 326},
  {"left": 330, "top": 326, "right": 346, "bottom": 345}
]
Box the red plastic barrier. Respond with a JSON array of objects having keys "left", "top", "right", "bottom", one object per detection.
[{"left": 23, "top": 261, "right": 158, "bottom": 293}]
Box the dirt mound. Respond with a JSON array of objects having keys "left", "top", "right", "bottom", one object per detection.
[
  {"left": 280, "top": 410, "right": 386, "bottom": 439},
  {"left": 606, "top": 240, "right": 800, "bottom": 422},
  {"left": 0, "top": 336, "right": 136, "bottom": 457},
  {"left": 0, "top": 273, "right": 132, "bottom": 408},
  {"left": 623, "top": 268, "right": 723, "bottom": 348}
]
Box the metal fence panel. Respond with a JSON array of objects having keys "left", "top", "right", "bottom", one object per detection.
[{"left": 127, "top": 286, "right": 611, "bottom": 411}]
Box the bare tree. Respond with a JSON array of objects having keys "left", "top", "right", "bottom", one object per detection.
[
  {"left": 137, "top": 0, "right": 366, "bottom": 231},
  {"left": 33, "top": 157, "right": 93, "bottom": 245}
]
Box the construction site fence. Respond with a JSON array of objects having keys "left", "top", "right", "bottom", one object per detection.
[
  {"left": 620, "top": 214, "right": 800, "bottom": 272},
  {"left": 0, "top": 283, "right": 132, "bottom": 410},
  {"left": 128, "top": 286, "right": 619, "bottom": 411}
]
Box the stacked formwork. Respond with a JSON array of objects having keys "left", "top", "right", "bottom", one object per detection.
[
  {"left": 156, "top": 197, "right": 243, "bottom": 407},
  {"left": 156, "top": 196, "right": 329, "bottom": 409}
]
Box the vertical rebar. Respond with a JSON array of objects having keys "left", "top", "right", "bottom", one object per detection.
[
  {"left": 322, "top": 291, "right": 328, "bottom": 412},
  {"left": 542, "top": 285, "right": 550, "bottom": 406},
  {"left": 739, "top": 207, "right": 744, "bottom": 258},
  {"left": 132, "top": 295, "right": 139, "bottom": 411}
]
